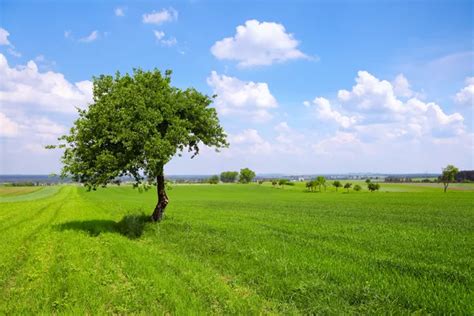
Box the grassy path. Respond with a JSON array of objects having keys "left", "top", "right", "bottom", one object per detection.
[{"left": 0, "top": 184, "right": 472, "bottom": 314}]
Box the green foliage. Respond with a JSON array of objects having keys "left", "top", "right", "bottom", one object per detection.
[
  {"left": 316, "top": 176, "right": 327, "bottom": 192},
  {"left": 277, "top": 179, "right": 294, "bottom": 188},
  {"left": 0, "top": 184, "right": 473, "bottom": 314},
  {"left": 365, "top": 178, "right": 371, "bottom": 184},
  {"left": 220, "top": 171, "right": 238, "bottom": 183},
  {"left": 440, "top": 164, "right": 459, "bottom": 192},
  {"left": 50, "top": 69, "right": 228, "bottom": 189},
  {"left": 353, "top": 184, "right": 362, "bottom": 191},
  {"left": 271, "top": 179, "right": 278, "bottom": 187},
  {"left": 344, "top": 182, "right": 352, "bottom": 192},
  {"left": 208, "top": 175, "right": 219, "bottom": 184},
  {"left": 332, "top": 180, "right": 342, "bottom": 191},
  {"left": 367, "top": 182, "right": 381, "bottom": 192},
  {"left": 239, "top": 168, "right": 256, "bottom": 184}
]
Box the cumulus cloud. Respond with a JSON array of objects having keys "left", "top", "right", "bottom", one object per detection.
[
  {"left": 311, "top": 70, "right": 466, "bottom": 142},
  {"left": 0, "top": 27, "right": 21, "bottom": 57},
  {"left": 207, "top": 71, "right": 277, "bottom": 122},
  {"left": 211, "top": 19, "right": 308, "bottom": 67},
  {"left": 392, "top": 74, "right": 413, "bottom": 98},
  {"left": 0, "top": 112, "right": 20, "bottom": 137},
  {"left": 455, "top": 77, "right": 474, "bottom": 106},
  {"left": 311, "top": 97, "right": 359, "bottom": 128},
  {"left": 0, "top": 27, "right": 11, "bottom": 46},
  {"left": 143, "top": 8, "right": 178, "bottom": 25},
  {"left": 0, "top": 53, "right": 93, "bottom": 114}
]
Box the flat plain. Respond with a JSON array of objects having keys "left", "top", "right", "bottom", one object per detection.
[{"left": 0, "top": 182, "right": 473, "bottom": 314}]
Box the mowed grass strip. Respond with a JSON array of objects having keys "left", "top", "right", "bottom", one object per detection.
[
  {"left": 0, "top": 184, "right": 472, "bottom": 314},
  {"left": 0, "top": 186, "right": 41, "bottom": 197}
]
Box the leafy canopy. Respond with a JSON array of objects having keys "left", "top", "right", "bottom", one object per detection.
[
  {"left": 51, "top": 69, "right": 228, "bottom": 189},
  {"left": 441, "top": 165, "right": 459, "bottom": 183},
  {"left": 239, "top": 168, "right": 256, "bottom": 184},
  {"left": 220, "top": 171, "right": 239, "bottom": 183}
]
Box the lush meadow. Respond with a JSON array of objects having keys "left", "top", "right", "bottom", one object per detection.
[{"left": 0, "top": 183, "right": 473, "bottom": 314}]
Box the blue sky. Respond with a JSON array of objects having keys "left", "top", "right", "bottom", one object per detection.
[{"left": 0, "top": 0, "right": 473, "bottom": 175}]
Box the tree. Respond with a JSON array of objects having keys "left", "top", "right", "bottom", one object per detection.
[
  {"left": 368, "top": 183, "right": 380, "bottom": 192},
  {"left": 220, "top": 171, "right": 238, "bottom": 183},
  {"left": 278, "top": 179, "right": 294, "bottom": 188},
  {"left": 271, "top": 179, "right": 278, "bottom": 187},
  {"left": 332, "top": 180, "right": 342, "bottom": 192},
  {"left": 440, "top": 164, "right": 459, "bottom": 192},
  {"left": 365, "top": 178, "right": 371, "bottom": 184},
  {"left": 49, "top": 69, "right": 227, "bottom": 222},
  {"left": 353, "top": 184, "right": 362, "bottom": 191},
  {"left": 239, "top": 168, "right": 256, "bottom": 184},
  {"left": 316, "top": 176, "right": 326, "bottom": 192},
  {"left": 208, "top": 175, "right": 219, "bottom": 184},
  {"left": 344, "top": 182, "right": 352, "bottom": 192}
]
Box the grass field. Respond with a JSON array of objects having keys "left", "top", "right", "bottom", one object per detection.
[
  {"left": 0, "top": 183, "right": 473, "bottom": 314},
  {"left": 0, "top": 186, "right": 41, "bottom": 197}
]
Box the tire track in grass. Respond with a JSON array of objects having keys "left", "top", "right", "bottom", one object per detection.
[
  {"left": 0, "top": 191, "right": 68, "bottom": 296},
  {"left": 0, "top": 202, "right": 55, "bottom": 233}
]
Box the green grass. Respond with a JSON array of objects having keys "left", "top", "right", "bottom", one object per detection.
[
  {"left": 0, "top": 186, "right": 41, "bottom": 197},
  {"left": 0, "top": 184, "right": 472, "bottom": 314},
  {"left": 0, "top": 186, "right": 61, "bottom": 203}
]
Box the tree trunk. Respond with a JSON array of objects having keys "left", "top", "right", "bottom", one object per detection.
[
  {"left": 443, "top": 182, "right": 448, "bottom": 193},
  {"left": 151, "top": 168, "right": 168, "bottom": 222}
]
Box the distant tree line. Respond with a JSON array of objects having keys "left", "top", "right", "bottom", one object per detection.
[{"left": 206, "top": 168, "right": 256, "bottom": 184}]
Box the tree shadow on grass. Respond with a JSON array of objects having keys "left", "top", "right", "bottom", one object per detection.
[{"left": 55, "top": 213, "right": 150, "bottom": 239}]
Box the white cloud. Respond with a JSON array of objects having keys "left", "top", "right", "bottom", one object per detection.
[
  {"left": 7, "top": 47, "right": 21, "bottom": 58},
  {"left": 153, "top": 30, "right": 165, "bottom": 40},
  {"left": 211, "top": 19, "right": 308, "bottom": 67},
  {"left": 153, "top": 30, "right": 177, "bottom": 47},
  {"left": 114, "top": 7, "right": 125, "bottom": 17},
  {"left": 79, "top": 30, "right": 99, "bottom": 43},
  {"left": 311, "top": 70, "right": 466, "bottom": 141},
  {"left": 311, "top": 97, "right": 359, "bottom": 128},
  {"left": 455, "top": 77, "right": 474, "bottom": 106},
  {"left": 0, "top": 27, "right": 11, "bottom": 46},
  {"left": 160, "top": 37, "right": 177, "bottom": 47},
  {"left": 392, "top": 74, "right": 413, "bottom": 98},
  {"left": 207, "top": 71, "right": 277, "bottom": 122},
  {"left": 0, "top": 53, "right": 93, "bottom": 114},
  {"left": 312, "top": 131, "right": 362, "bottom": 156},
  {"left": 143, "top": 8, "right": 178, "bottom": 25},
  {"left": 228, "top": 129, "right": 272, "bottom": 155},
  {"left": 0, "top": 27, "right": 21, "bottom": 57},
  {"left": 0, "top": 112, "right": 20, "bottom": 137},
  {"left": 64, "top": 30, "right": 72, "bottom": 39}
]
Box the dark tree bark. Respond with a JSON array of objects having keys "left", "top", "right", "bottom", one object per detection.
[
  {"left": 443, "top": 182, "right": 448, "bottom": 193},
  {"left": 151, "top": 167, "right": 168, "bottom": 222}
]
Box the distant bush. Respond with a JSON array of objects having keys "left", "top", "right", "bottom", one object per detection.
[
  {"left": 9, "top": 182, "right": 37, "bottom": 187},
  {"left": 353, "top": 184, "right": 362, "bottom": 191},
  {"left": 208, "top": 175, "right": 219, "bottom": 184},
  {"left": 220, "top": 171, "right": 238, "bottom": 183},
  {"left": 368, "top": 183, "right": 380, "bottom": 192}
]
